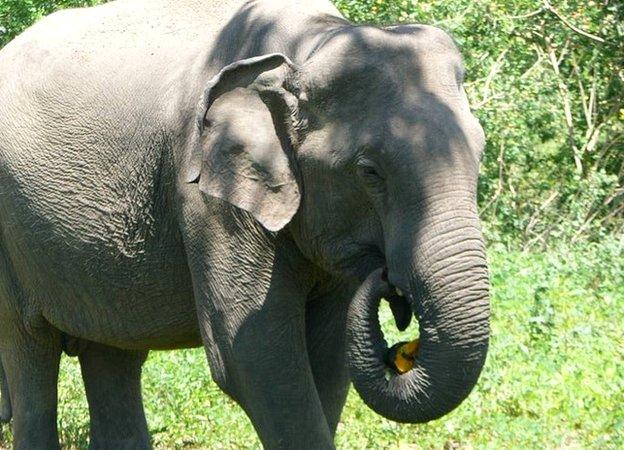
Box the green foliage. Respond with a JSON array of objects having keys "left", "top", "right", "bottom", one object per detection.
[{"left": 1, "top": 240, "right": 621, "bottom": 449}]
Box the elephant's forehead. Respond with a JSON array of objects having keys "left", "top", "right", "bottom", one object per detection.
[
  {"left": 308, "top": 24, "right": 464, "bottom": 85},
  {"left": 318, "top": 88, "right": 483, "bottom": 169},
  {"left": 305, "top": 37, "right": 465, "bottom": 116}
]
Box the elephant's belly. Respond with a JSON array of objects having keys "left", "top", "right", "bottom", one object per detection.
[
  {"left": 2, "top": 216, "right": 202, "bottom": 350},
  {"left": 41, "top": 253, "right": 202, "bottom": 350},
  {"left": 47, "top": 282, "right": 202, "bottom": 351},
  {"left": 0, "top": 135, "right": 202, "bottom": 349},
  {"left": 44, "top": 259, "right": 202, "bottom": 350}
]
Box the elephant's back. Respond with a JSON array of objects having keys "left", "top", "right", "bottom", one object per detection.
[
  {"left": 0, "top": 0, "right": 238, "bottom": 247},
  {"left": 0, "top": 0, "right": 246, "bottom": 127},
  {"left": 0, "top": 0, "right": 248, "bottom": 63}
]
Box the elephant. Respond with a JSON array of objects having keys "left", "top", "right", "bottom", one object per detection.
[{"left": 0, "top": 0, "right": 490, "bottom": 448}]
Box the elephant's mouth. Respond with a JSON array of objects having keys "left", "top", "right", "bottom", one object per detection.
[
  {"left": 380, "top": 267, "right": 414, "bottom": 333},
  {"left": 360, "top": 267, "right": 421, "bottom": 376}
]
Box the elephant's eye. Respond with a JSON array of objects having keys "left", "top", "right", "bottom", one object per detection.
[{"left": 356, "top": 161, "right": 385, "bottom": 187}]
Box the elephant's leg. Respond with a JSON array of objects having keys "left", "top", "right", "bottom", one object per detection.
[
  {"left": 0, "top": 245, "right": 62, "bottom": 449},
  {"left": 305, "top": 283, "right": 354, "bottom": 436},
  {"left": 1, "top": 326, "right": 62, "bottom": 450},
  {"left": 78, "top": 342, "right": 150, "bottom": 450},
  {"left": 217, "top": 307, "right": 334, "bottom": 449},
  {"left": 199, "top": 291, "right": 334, "bottom": 449},
  {"left": 181, "top": 213, "right": 333, "bottom": 448},
  {"left": 0, "top": 359, "right": 11, "bottom": 423}
]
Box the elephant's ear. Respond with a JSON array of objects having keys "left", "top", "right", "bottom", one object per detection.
[{"left": 186, "top": 54, "right": 303, "bottom": 232}]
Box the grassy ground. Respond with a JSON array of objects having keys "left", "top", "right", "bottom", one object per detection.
[{"left": 1, "top": 241, "right": 622, "bottom": 449}]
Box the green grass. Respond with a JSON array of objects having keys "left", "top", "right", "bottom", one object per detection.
[{"left": 1, "top": 241, "right": 623, "bottom": 449}]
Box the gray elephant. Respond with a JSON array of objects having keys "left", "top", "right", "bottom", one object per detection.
[{"left": 0, "top": 0, "right": 489, "bottom": 448}]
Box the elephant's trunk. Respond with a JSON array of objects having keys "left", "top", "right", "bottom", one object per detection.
[{"left": 346, "top": 213, "right": 490, "bottom": 422}]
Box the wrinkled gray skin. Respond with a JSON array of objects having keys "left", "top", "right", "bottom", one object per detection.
[{"left": 0, "top": 0, "right": 489, "bottom": 448}]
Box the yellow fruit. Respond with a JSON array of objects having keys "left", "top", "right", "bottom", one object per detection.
[{"left": 386, "top": 339, "right": 420, "bottom": 374}]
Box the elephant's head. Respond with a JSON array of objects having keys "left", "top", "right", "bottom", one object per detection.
[{"left": 187, "top": 23, "right": 489, "bottom": 423}]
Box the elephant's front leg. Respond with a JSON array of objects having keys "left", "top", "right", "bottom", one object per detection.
[
  {"left": 78, "top": 342, "right": 150, "bottom": 450},
  {"left": 182, "top": 214, "right": 333, "bottom": 449},
  {"left": 226, "top": 293, "right": 332, "bottom": 449},
  {"left": 305, "top": 282, "right": 355, "bottom": 436}
]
